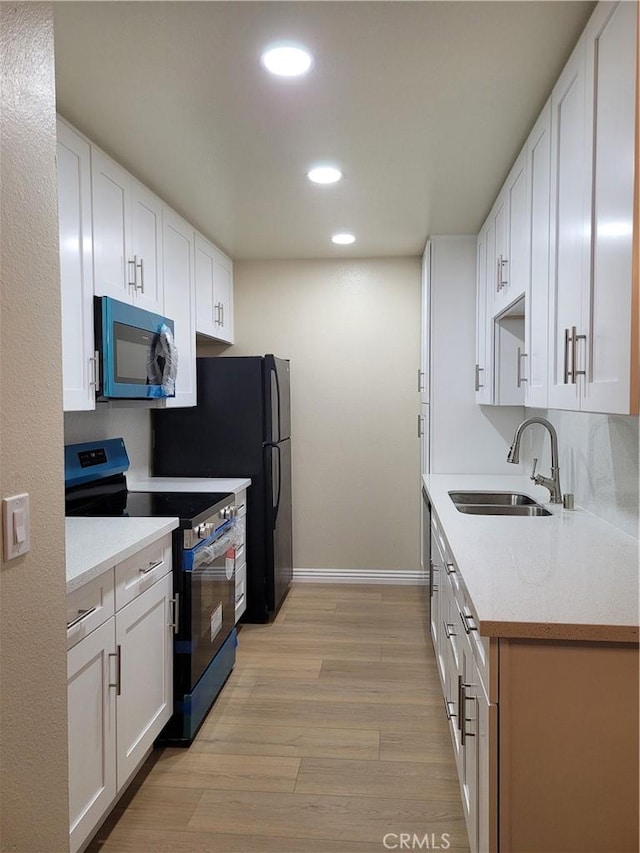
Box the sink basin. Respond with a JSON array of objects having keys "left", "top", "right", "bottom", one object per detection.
[
  {"left": 455, "top": 504, "right": 552, "bottom": 517},
  {"left": 449, "top": 491, "right": 536, "bottom": 506},
  {"left": 448, "top": 491, "right": 552, "bottom": 517}
]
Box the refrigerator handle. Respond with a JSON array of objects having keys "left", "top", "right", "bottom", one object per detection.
[
  {"left": 271, "top": 366, "right": 282, "bottom": 444},
  {"left": 272, "top": 444, "right": 282, "bottom": 530}
]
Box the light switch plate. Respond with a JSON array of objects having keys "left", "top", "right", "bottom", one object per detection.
[{"left": 2, "top": 493, "right": 30, "bottom": 560}]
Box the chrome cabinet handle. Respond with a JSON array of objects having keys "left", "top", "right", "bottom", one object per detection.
[
  {"left": 500, "top": 256, "right": 508, "bottom": 289},
  {"left": 496, "top": 256, "right": 502, "bottom": 292},
  {"left": 572, "top": 326, "right": 586, "bottom": 380},
  {"left": 220, "top": 303, "right": 224, "bottom": 327},
  {"left": 445, "top": 562, "right": 456, "bottom": 576},
  {"left": 517, "top": 347, "right": 528, "bottom": 387},
  {"left": 443, "top": 620, "right": 457, "bottom": 640},
  {"left": 136, "top": 257, "right": 144, "bottom": 292},
  {"left": 474, "top": 364, "right": 484, "bottom": 392},
  {"left": 67, "top": 606, "right": 97, "bottom": 630},
  {"left": 564, "top": 327, "right": 572, "bottom": 383},
  {"left": 417, "top": 369, "right": 425, "bottom": 392},
  {"left": 109, "top": 645, "right": 122, "bottom": 695},
  {"left": 417, "top": 415, "right": 424, "bottom": 438},
  {"left": 460, "top": 682, "right": 475, "bottom": 745},
  {"left": 459, "top": 607, "right": 478, "bottom": 634},
  {"left": 169, "top": 593, "right": 180, "bottom": 634},
  {"left": 139, "top": 559, "right": 163, "bottom": 575},
  {"left": 128, "top": 256, "right": 137, "bottom": 288},
  {"left": 443, "top": 697, "right": 457, "bottom": 721}
]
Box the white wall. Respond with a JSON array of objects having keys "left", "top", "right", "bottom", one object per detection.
[
  {"left": 64, "top": 407, "right": 152, "bottom": 478},
  {"left": 523, "top": 409, "right": 639, "bottom": 538},
  {"left": 0, "top": 4, "right": 70, "bottom": 849},
  {"left": 200, "top": 258, "right": 422, "bottom": 573}
]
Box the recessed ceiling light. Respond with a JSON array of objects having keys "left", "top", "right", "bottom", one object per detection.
[
  {"left": 331, "top": 233, "right": 356, "bottom": 245},
  {"left": 260, "top": 44, "right": 313, "bottom": 77},
  {"left": 307, "top": 165, "right": 343, "bottom": 185}
]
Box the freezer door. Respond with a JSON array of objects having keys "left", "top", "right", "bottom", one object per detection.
[
  {"left": 264, "top": 355, "right": 291, "bottom": 444},
  {"left": 266, "top": 438, "right": 293, "bottom": 612}
]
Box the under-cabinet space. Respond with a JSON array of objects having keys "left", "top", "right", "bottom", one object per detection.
[{"left": 493, "top": 298, "right": 525, "bottom": 407}]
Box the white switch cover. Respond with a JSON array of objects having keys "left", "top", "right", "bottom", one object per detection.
[{"left": 2, "top": 494, "right": 30, "bottom": 560}]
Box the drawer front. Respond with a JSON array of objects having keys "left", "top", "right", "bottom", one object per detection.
[
  {"left": 115, "top": 535, "right": 172, "bottom": 611},
  {"left": 67, "top": 569, "right": 115, "bottom": 650},
  {"left": 235, "top": 490, "right": 247, "bottom": 518},
  {"left": 235, "top": 561, "right": 246, "bottom": 621}
]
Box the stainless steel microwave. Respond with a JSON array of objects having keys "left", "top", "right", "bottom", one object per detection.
[{"left": 94, "top": 296, "right": 177, "bottom": 400}]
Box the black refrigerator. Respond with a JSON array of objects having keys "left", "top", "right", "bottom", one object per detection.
[{"left": 152, "top": 355, "right": 293, "bottom": 622}]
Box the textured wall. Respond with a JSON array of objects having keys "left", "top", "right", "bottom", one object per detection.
[
  {"left": 0, "top": 4, "right": 69, "bottom": 850},
  {"left": 200, "top": 258, "right": 422, "bottom": 572},
  {"left": 523, "top": 409, "right": 639, "bottom": 538}
]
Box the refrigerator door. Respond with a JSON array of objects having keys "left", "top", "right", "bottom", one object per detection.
[
  {"left": 264, "top": 355, "right": 291, "bottom": 444},
  {"left": 266, "top": 438, "right": 293, "bottom": 612}
]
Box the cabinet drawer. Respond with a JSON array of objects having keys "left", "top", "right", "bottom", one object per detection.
[
  {"left": 67, "top": 569, "right": 115, "bottom": 650},
  {"left": 115, "top": 535, "right": 172, "bottom": 611},
  {"left": 235, "top": 562, "right": 246, "bottom": 621},
  {"left": 235, "top": 490, "right": 247, "bottom": 518}
]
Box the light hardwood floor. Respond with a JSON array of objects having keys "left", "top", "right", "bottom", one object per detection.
[{"left": 89, "top": 583, "right": 470, "bottom": 852}]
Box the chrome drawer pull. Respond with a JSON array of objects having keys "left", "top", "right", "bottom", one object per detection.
[
  {"left": 139, "top": 559, "right": 163, "bottom": 575},
  {"left": 460, "top": 608, "right": 478, "bottom": 634},
  {"left": 108, "top": 645, "right": 122, "bottom": 695},
  {"left": 169, "top": 593, "right": 180, "bottom": 635},
  {"left": 67, "top": 606, "right": 97, "bottom": 629}
]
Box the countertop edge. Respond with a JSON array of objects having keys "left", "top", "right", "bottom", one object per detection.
[
  {"left": 480, "top": 619, "right": 639, "bottom": 644},
  {"left": 66, "top": 518, "right": 179, "bottom": 594}
]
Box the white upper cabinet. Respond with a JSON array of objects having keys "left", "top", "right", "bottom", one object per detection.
[
  {"left": 162, "top": 207, "right": 197, "bottom": 408},
  {"left": 549, "top": 0, "right": 637, "bottom": 414},
  {"left": 57, "top": 119, "right": 96, "bottom": 412},
  {"left": 490, "top": 148, "right": 529, "bottom": 317},
  {"left": 194, "top": 232, "right": 234, "bottom": 344},
  {"left": 475, "top": 226, "right": 492, "bottom": 404},
  {"left": 92, "top": 147, "right": 163, "bottom": 315},
  {"left": 524, "top": 100, "right": 552, "bottom": 408}
]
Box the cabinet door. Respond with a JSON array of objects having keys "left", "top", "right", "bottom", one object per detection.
[
  {"left": 57, "top": 120, "right": 96, "bottom": 412},
  {"left": 475, "top": 229, "right": 493, "bottom": 404},
  {"left": 504, "top": 150, "right": 529, "bottom": 308},
  {"left": 491, "top": 194, "right": 508, "bottom": 314},
  {"left": 67, "top": 618, "right": 116, "bottom": 853},
  {"left": 213, "top": 248, "right": 234, "bottom": 344},
  {"left": 115, "top": 572, "right": 173, "bottom": 790},
  {"left": 420, "top": 242, "right": 431, "bottom": 404},
  {"left": 162, "top": 208, "right": 197, "bottom": 407},
  {"left": 91, "top": 148, "right": 134, "bottom": 302},
  {"left": 131, "top": 180, "right": 163, "bottom": 314},
  {"left": 460, "top": 636, "right": 479, "bottom": 853},
  {"left": 194, "top": 232, "right": 217, "bottom": 337},
  {"left": 581, "top": 0, "right": 637, "bottom": 414},
  {"left": 525, "top": 101, "right": 552, "bottom": 408},
  {"left": 547, "top": 33, "right": 588, "bottom": 410},
  {"left": 419, "top": 402, "right": 429, "bottom": 479}
]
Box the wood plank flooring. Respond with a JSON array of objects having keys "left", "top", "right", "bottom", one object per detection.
[{"left": 89, "top": 583, "right": 470, "bottom": 852}]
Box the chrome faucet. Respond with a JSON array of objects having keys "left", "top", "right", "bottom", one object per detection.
[{"left": 507, "top": 417, "right": 563, "bottom": 504}]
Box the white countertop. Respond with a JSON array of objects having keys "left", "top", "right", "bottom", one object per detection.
[
  {"left": 65, "top": 517, "right": 179, "bottom": 594},
  {"left": 423, "top": 474, "right": 639, "bottom": 643},
  {"left": 127, "top": 476, "right": 251, "bottom": 495}
]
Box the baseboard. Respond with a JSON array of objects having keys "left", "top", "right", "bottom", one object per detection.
[{"left": 292, "top": 568, "right": 427, "bottom": 585}]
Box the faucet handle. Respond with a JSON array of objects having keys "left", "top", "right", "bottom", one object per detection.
[{"left": 530, "top": 457, "right": 538, "bottom": 481}]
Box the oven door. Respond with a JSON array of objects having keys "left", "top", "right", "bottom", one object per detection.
[{"left": 186, "top": 529, "right": 236, "bottom": 689}]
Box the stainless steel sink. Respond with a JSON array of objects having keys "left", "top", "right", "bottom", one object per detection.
[
  {"left": 455, "top": 504, "right": 552, "bottom": 517},
  {"left": 448, "top": 491, "right": 552, "bottom": 517},
  {"left": 449, "top": 491, "right": 536, "bottom": 506}
]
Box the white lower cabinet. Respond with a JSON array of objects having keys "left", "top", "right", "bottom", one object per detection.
[
  {"left": 430, "top": 515, "right": 496, "bottom": 853},
  {"left": 67, "top": 618, "right": 116, "bottom": 853},
  {"left": 67, "top": 536, "right": 174, "bottom": 853},
  {"left": 115, "top": 571, "right": 173, "bottom": 790}
]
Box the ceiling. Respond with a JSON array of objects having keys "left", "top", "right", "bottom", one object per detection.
[{"left": 53, "top": 1, "right": 595, "bottom": 261}]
